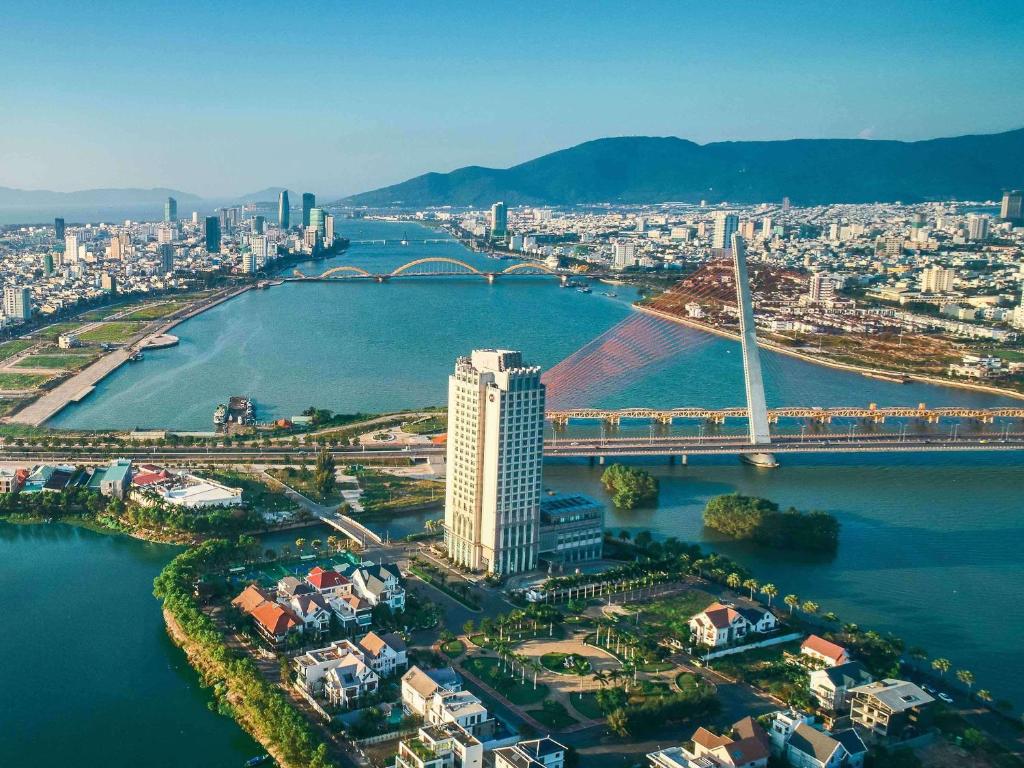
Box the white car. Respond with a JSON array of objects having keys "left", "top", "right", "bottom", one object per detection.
[{"left": 937, "top": 692, "right": 954, "bottom": 704}]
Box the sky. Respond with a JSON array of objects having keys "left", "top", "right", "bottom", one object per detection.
[{"left": 1, "top": 0, "right": 1022, "bottom": 199}]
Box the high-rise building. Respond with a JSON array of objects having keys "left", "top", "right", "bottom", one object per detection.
[
  {"left": 54, "top": 217, "right": 65, "bottom": 240},
  {"left": 808, "top": 272, "right": 835, "bottom": 303},
  {"left": 164, "top": 196, "right": 177, "bottom": 222},
  {"left": 921, "top": 265, "right": 955, "bottom": 293},
  {"left": 967, "top": 214, "right": 990, "bottom": 241},
  {"left": 1000, "top": 190, "right": 1023, "bottom": 223},
  {"left": 739, "top": 220, "right": 756, "bottom": 240},
  {"left": 157, "top": 225, "right": 175, "bottom": 244},
  {"left": 760, "top": 216, "right": 773, "bottom": 240},
  {"left": 109, "top": 235, "right": 123, "bottom": 261},
  {"left": 192, "top": 211, "right": 200, "bottom": 225},
  {"left": 712, "top": 212, "right": 739, "bottom": 249},
  {"left": 444, "top": 349, "right": 545, "bottom": 575},
  {"left": 3, "top": 285, "right": 32, "bottom": 320},
  {"left": 490, "top": 201, "right": 508, "bottom": 241},
  {"left": 309, "top": 207, "right": 326, "bottom": 237},
  {"left": 278, "top": 190, "right": 290, "bottom": 229},
  {"left": 204, "top": 216, "right": 221, "bottom": 253},
  {"left": 252, "top": 215, "right": 266, "bottom": 234},
  {"left": 324, "top": 213, "right": 335, "bottom": 244},
  {"left": 241, "top": 251, "right": 257, "bottom": 274},
  {"left": 100, "top": 273, "right": 116, "bottom": 293},
  {"left": 302, "top": 193, "right": 315, "bottom": 227},
  {"left": 611, "top": 240, "right": 636, "bottom": 269},
  {"left": 250, "top": 235, "right": 270, "bottom": 267},
  {"left": 157, "top": 243, "right": 175, "bottom": 274},
  {"left": 64, "top": 233, "right": 80, "bottom": 263},
  {"left": 43, "top": 253, "right": 54, "bottom": 276}
]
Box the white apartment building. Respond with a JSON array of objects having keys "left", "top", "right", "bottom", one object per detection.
[
  {"left": 3, "top": 285, "right": 31, "bottom": 320},
  {"left": 920, "top": 265, "right": 955, "bottom": 293},
  {"left": 808, "top": 273, "right": 835, "bottom": 303},
  {"left": 444, "top": 350, "right": 545, "bottom": 575},
  {"left": 712, "top": 212, "right": 738, "bottom": 249},
  {"left": 612, "top": 239, "right": 637, "bottom": 269}
]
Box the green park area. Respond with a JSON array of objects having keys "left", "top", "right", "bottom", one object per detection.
[
  {"left": 462, "top": 656, "right": 549, "bottom": 706},
  {"left": 35, "top": 322, "right": 82, "bottom": 340},
  {"left": 204, "top": 470, "right": 298, "bottom": 513},
  {"left": 123, "top": 300, "right": 192, "bottom": 320},
  {"left": 16, "top": 353, "right": 95, "bottom": 370},
  {"left": 0, "top": 372, "right": 53, "bottom": 390},
  {"left": 78, "top": 322, "right": 141, "bottom": 344},
  {"left": 402, "top": 413, "right": 447, "bottom": 434},
  {"left": 356, "top": 470, "right": 442, "bottom": 514},
  {"left": 0, "top": 340, "right": 35, "bottom": 360}
]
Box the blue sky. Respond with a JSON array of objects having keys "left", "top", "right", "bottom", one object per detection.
[{"left": 1, "top": 0, "right": 1021, "bottom": 198}]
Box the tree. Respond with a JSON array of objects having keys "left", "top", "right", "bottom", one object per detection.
[
  {"left": 295, "top": 537, "right": 307, "bottom": 552},
  {"left": 463, "top": 619, "right": 475, "bottom": 637},
  {"left": 326, "top": 535, "right": 339, "bottom": 552},
  {"left": 956, "top": 669, "right": 975, "bottom": 695},
  {"left": 760, "top": 583, "right": 778, "bottom": 607},
  {"left": 607, "top": 707, "right": 630, "bottom": 737},
  {"left": 784, "top": 594, "right": 800, "bottom": 615},
  {"left": 618, "top": 530, "right": 631, "bottom": 541},
  {"left": 601, "top": 464, "right": 659, "bottom": 510},
  {"left": 313, "top": 447, "right": 336, "bottom": 500},
  {"left": 976, "top": 689, "right": 992, "bottom": 704},
  {"left": 726, "top": 572, "right": 742, "bottom": 590},
  {"left": 931, "top": 658, "right": 951, "bottom": 678},
  {"left": 743, "top": 579, "right": 759, "bottom": 600},
  {"left": 802, "top": 601, "right": 819, "bottom": 616}
]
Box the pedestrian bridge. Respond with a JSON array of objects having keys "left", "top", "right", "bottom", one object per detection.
[{"left": 291, "top": 257, "right": 570, "bottom": 283}]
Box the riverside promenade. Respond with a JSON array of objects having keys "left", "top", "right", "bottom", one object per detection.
[{"left": 9, "top": 286, "right": 251, "bottom": 427}]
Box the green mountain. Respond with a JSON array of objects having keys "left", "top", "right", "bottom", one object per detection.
[{"left": 343, "top": 128, "right": 1024, "bottom": 207}]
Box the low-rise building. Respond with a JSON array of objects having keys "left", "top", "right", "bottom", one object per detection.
[
  {"left": 340, "top": 561, "right": 406, "bottom": 611},
  {"left": 294, "top": 639, "right": 379, "bottom": 708},
  {"left": 402, "top": 665, "right": 463, "bottom": 717},
  {"left": 131, "top": 466, "right": 243, "bottom": 508},
  {"left": 767, "top": 710, "right": 866, "bottom": 768},
  {"left": 87, "top": 458, "right": 133, "bottom": 499},
  {"left": 396, "top": 723, "right": 483, "bottom": 768},
  {"left": 647, "top": 716, "right": 770, "bottom": 768},
  {"left": 538, "top": 493, "right": 604, "bottom": 566},
  {"left": 494, "top": 737, "right": 567, "bottom": 768},
  {"left": 358, "top": 630, "right": 408, "bottom": 676},
  {"left": 810, "top": 661, "right": 873, "bottom": 712},
  {"left": 689, "top": 601, "right": 778, "bottom": 648},
  {"left": 849, "top": 679, "right": 934, "bottom": 742},
  {"left": 800, "top": 635, "right": 850, "bottom": 668}
]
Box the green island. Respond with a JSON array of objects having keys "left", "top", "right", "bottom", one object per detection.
[
  {"left": 600, "top": 463, "right": 659, "bottom": 509},
  {"left": 703, "top": 493, "right": 840, "bottom": 551}
]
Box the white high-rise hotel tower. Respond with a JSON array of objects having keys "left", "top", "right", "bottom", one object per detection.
[{"left": 444, "top": 349, "right": 545, "bottom": 575}]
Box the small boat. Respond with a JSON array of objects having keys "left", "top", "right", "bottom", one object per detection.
[
  {"left": 576, "top": 286, "right": 592, "bottom": 294},
  {"left": 602, "top": 291, "right": 618, "bottom": 297},
  {"left": 213, "top": 404, "right": 227, "bottom": 426},
  {"left": 244, "top": 756, "right": 270, "bottom": 767},
  {"left": 129, "top": 351, "right": 144, "bottom": 362}
]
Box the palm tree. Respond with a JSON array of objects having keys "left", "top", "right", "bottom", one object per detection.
[
  {"left": 571, "top": 657, "right": 590, "bottom": 698},
  {"left": 760, "top": 583, "right": 778, "bottom": 607},
  {"left": 977, "top": 689, "right": 992, "bottom": 705},
  {"left": 530, "top": 659, "right": 543, "bottom": 690},
  {"left": 956, "top": 669, "right": 975, "bottom": 696},
  {"left": 326, "top": 535, "right": 339, "bottom": 552},
  {"left": 801, "top": 601, "right": 819, "bottom": 616},
  {"left": 295, "top": 537, "right": 307, "bottom": 552},
  {"left": 592, "top": 669, "right": 610, "bottom": 690},
  {"left": 311, "top": 538, "right": 322, "bottom": 553},
  {"left": 784, "top": 594, "right": 800, "bottom": 615},
  {"left": 743, "top": 579, "right": 759, "bottom": 601},
  {"left": 908, "top": 646, "right": 929, "bottom": 664},
  {"left": 932, "top": 658, "right": 951, "bottom": 678}
]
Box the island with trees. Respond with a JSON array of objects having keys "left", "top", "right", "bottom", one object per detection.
[
  {"left": 703, "top": 493, "right": 840, "bottom": 552},
  {"left": 600, "top": 464, "right": 659, "bottom": 509}
]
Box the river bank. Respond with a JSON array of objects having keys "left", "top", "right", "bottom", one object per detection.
[{"left": 636, "top": 304, "right": 1024, "bottom": 403}]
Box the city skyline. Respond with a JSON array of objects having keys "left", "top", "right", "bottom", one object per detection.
[{"left": 2, "top": 0, "right": 1022, "bottom": 197}]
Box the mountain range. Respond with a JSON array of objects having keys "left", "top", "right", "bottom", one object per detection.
[
  {"left": 0, "top": 186, "right": 202, "bottom": 208},
  {"left": 342, "top": 127, "right": 1024, "bottom": 208}
]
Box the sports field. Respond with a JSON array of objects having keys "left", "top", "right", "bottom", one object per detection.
[{"left": 227, "top": 552, "right": 360, "bottom": 589}]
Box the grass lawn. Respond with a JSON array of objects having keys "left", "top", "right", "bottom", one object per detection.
[
  {"left": 358, "top": 470, "right": 442, "bottom": 514},
  {"left": 0, "top": 340, "right": 35, "bottom": 360},
  {"left": 570, "top": 692, "right": 605, "bottom": 720},
  {"left": 15, "top": 354, "right": 95, "bottom": 370},
  {"left": 441, "top": 640, "right": 465, "bottom": 658},
  {"left": 530, "top": 700, "right": 577, "bottom": 730},
  {"left": 541, "top": 652, "right": 590, "bottom": 675},
  {"left": 675, "top": 672, "right": 702, "bottom": 691},
  {"left": 206, "top": 470, "right": 297, "bottom": 512},
  {"left": 0, "top": 372, "right": 53, "bottom": 390},
  {"left": 0, "top": 398, "right": 28, "bottom": 417},
  {"left": 78, "top": 305, "right": 129, "bottom": 320},
  {"left": 462, "top": 656, "right": 549, "bottom": 706},
  {"left": 403, "top": 413, "right": 447, "bottom": 434},
  {"left": 77, "top": 322, "right": 141, "bottom": 344},
  {"left": 267, "top": 467, "right": 343, "bottom": 506},
  {"left": 124, "top": 300, "right": 192, "bottom": 320},
  {"left": 35, "top": 322, "right": 82, "bottom": 340}
]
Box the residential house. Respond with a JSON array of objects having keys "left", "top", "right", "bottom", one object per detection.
[
  {"left": 87, "top": 458, "right": 133, "bottom": 499},
  {"left": 231, "top": 584, "right": 273, "bottom": 614},
  {"left": 395, "top": 723, "right": 483, "bottom": 768},
  {"left": 277, "top": 575, "right": 314, "bottom": 599},
  {"left": 767, "top": 711, "right": 866, "bottom": 768},
  {"left": 426, "top": 690, "right": 494, "bottom": 740},
  {"left": 402, "top": 665, "right": 463, "bottom": 717},
  {"left": 0, "top": 467, "right": 26, "bottom": 493},
  {"left": 341, "top": 561, "right": 406, "bottom": 611},
  {"left": 648, "top": 717, "right": 770, "bottom": 768},
  {"left": 249, "top": 601, "right": 302, "bottom": 645},
  {"left": 21, "top": 464, "right": 78, "bottom": 493},
  {"left": 689, "top": 601, "right": 778, "bottom": 648},
  {"left": 810, "top": 661, "right": 873, "bottom": 712},
  {"left": 358, "top": 630, "right": 408, "bottom": 676},
  {"left": 327, "top": 592, "right": 373, "bottom": 628},
  {"left": 306, "top": 566, "right": 352, "bottom": 598},
  {"left": 494, "top": 737, "right": 567, "bottom": 768},
  {"left": 801, "top": 635, "right": 850, "bottom": 668},
  {"left": 849, "top": 679, "right": 934, "bottom": 742},
  {"left": 294, "top": 639, "right": 379, "bottom": 708},
  {"left": 287, "top": 592, "right": 333, "bottom": 635}
]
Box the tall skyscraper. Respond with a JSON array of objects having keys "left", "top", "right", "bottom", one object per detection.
[
  {"left": 43, "top": 253, "right": 54, "bottom": 276},
  {"left": 164, "top": 196, "right": 177, "bottom": 222},
  {"left": 252, "top": 215, "right": 266, "bottom": 234},
  {"left": 309, "top": 207, "right": 326, "bottom": 237},
  {"left": 3, "top": 285, "right": 32, "bottom": 320},
  {"left": 760, "top": 216, "right": 773, "bottom": 239},
  {"left": 324, "top": 213, "right": 335, "bottom": 244},
  {"left": 204, "top": 216, "right": 221, "bottom": 253},
  {"left": 490, "top": 201, "right": 508, "bottom": 241},
  {"left": 278, "top": 190, "right": 290, "bottom": 229},
  {"left": 611, "top": 240, "right": 636, "bottom": 269},
  {"left": 157, "top": 243, "right": 175, "bottom": 274},
  {"left": 64, "top": 233, "right": 80, "bottom": 263},
  {"left": 444, "top": 349, "right": 545, "bottom": 575},
  {"left": 967, "top": 214, "right": 990, "bottom": 241},
  {"left": 54, "top": 217, "right": 65, "bottom": 240},
  {"left": 241, "top": 251, "right": 257, "bottom": 274},
  {"left": 302, "top": 193, "right": 315, "bottom": 227},
  {"left": 712, "top": 212, "right": 739, "bottom": 249},
  {"left": 1000, "top": 190, "right": 1023, "bottom": 223},
  {"left": 921, "top": 265, "right": 955, "bottom": 293}
]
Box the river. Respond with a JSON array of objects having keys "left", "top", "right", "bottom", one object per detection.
[{"left": 9, "top": 218, "right": 1024, "bottom": 765}]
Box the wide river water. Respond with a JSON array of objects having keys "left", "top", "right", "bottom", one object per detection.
[{"left": 7, "top": 219, "right": 1023, "bottom": 766}]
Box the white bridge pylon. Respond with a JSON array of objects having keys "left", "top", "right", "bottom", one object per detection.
[{"left": 731, "top": 233, "right": 776, "bottom": 466}]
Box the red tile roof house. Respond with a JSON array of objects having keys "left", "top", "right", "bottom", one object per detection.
[
  {"left": 305, "top": 567, "right": 353, "bottom": 598},
  {"left": 689, "top": 601, "right": 779, "bottom": 648},
  {"left": 801, "top": 635, "right": 851, "bottom": 668},
  {"left": 231, "top": 584, "right": 303, "bottom": 646}
]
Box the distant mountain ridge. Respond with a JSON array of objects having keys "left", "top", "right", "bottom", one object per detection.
[
  {"left": 342, "top": 127, "right": 1024, "bottom": 207},
  {"left": 0, "top": 186, "right": 202, "bottom": 207}
]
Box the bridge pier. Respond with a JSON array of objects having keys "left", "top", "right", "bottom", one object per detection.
[
  {"left": 669, "top": 454, "right": 687, "bottom": 465},
  {"left": 486, "top": 274, "right": 496, "bottom": 284}
]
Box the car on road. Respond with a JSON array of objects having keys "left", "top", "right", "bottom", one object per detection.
[
  {"left": 937, "top": 692, "right": 954, "bottom": 704},
  {"left": 921, "top": 684, "right": 936, "bottom": 694}
]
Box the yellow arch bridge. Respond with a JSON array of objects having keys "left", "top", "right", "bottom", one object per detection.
[{"left": 291, "top": 257, "right": 570, "bottom": 284}]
